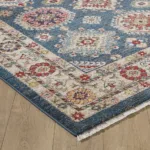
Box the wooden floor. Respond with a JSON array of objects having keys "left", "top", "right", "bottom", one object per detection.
[{"left": 0, "top": 80, "right": 150, "bottom": 150}]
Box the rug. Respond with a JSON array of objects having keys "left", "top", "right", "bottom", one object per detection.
[{"left": 0, "top": 0, "right": 150, "bottom": 141}]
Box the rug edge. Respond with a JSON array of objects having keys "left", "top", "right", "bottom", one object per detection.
[
  {"left": 1, "top": 66, "right": 150, "bottom": 140},
  {"left": 0, "top": 67, "right": 78, "bottom": 137},
  {"left": 77, "top": 100, "right": 150, "bottom": 141}
]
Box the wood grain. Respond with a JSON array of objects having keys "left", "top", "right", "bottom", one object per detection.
[
  {"left": 53, "top": 124, "right": 77, "bottom": 150},
  {"left": 0, "top": 80, "right": 150, "bottom": 150},
  {"left": 0, "top": 80, "right": 16, "bottom": 148},
  {"left": 1, "top": 91, "right": 55, "bottom": 150}
]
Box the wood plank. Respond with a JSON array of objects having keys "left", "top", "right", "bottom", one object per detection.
[
  {"left": 53, "top": 118, "right": 104, "bottom": 150},
  {"left": 103, "top": 117, "right": 124, "bottom": 150},
  {"left": 0, "top": 80, "right": 16, "bottom": 148},
  {"left": 135, "top": 109, "right": 149, "bottom": 149},
  {"left": 1, "top": 93, "right": 55, "bottom": 150},
  {"left": 103, "top": 107, "right": 150, "bottom": 150},
  {"left": 119, "top": 107, "right": 150, "bottom": 150},
  {"left": 53, "top": 124, "right": 77, "bottom": 150}
]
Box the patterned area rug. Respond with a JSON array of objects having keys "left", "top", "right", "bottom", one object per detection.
[{"left": 0, "top": 0, "right": 150, "bottom": 141}]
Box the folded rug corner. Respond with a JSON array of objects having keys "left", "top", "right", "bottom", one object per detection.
[{"left": 0, "top": 0, "right": 150, "bottom": 141}]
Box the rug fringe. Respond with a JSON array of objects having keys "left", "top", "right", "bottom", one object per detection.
[{"left": 77, "top": 100, "right": 150, "bottom": 141}]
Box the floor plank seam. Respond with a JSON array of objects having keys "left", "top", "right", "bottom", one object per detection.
[
  {"left": 146, "top": 108, "right": 150, "bottom": 126},
  {"left": 52, "top": 123, "right": 56, "bottom": 150},
  {"left": 102, "top": 132, "right": 104, "bottom": 150},
  {"left": 0, "top": 91, "right": 17, "bottom": 150}
]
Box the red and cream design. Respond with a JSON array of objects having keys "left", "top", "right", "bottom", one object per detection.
[
  {"left": 74, "top": 0, "right": 118, "bottom": 10},
  {"left": 112, "top": 11, "right": 150, "bottom": 34},
  {"left": 29, "top": 63, "right": 56, "bottom": 77},
  {"left": 0, "top": 20, "right": 150, "bottom": 122},
  {"left": 14, "top": 7, "right": 75, "bottom": 30},
  {"left": 58, "top": 29, "right": 119, "bottom": 57},
  {"left": 120, "top": 66, "right": 148, "bottom": 81},
  {"left": 0, "top": 0, "right": 30, "bottom": 7}
]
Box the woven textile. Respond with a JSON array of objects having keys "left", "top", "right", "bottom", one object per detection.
[{"left": 0, "top": 0, "right": 150, "bottom": 141}]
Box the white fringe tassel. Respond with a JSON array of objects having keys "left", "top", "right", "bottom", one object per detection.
[{"left": 77, "top": 100, "right": 150, "bottom": 141}]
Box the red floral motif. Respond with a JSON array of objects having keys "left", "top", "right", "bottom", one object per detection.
[
  {"left": 16, "top": 7, "right": 75, "bottom": 30},
  {"left": 18, "top": 2, "right": 25, "bottom": 7},
  {"left": 80, "top": 74, "right": 90, "bottom": 81},
  {"left": 16, "top": 71, "right": 25, "bottom": 78},
  {"left": 132, "top": 40, "right": 141, "bottom": 45},
  {"left": 125, "top": 14, "right": 150, "bottom": 30},
  {"left": 138, "top": 51, "right": 147, "bottom": 56},
  {"left": 112, "top": 11, "right": 150, "bottom": 34},
  {"left": 77, "top": 37, "right": 99, "bottom": 46},
  {"left": 72, "top": 112, "right": 84, "bottom": 120},
  {"left": 120, "top": 66, "right": 147, "bottom": 81},
  {"left": 108, "top": 83, "right": 116, "bottom": 88},
  {"left": 82, "top": 0, "right": 114, "bottom": 9},
  {"left": 29, "top": 62, "right": 56, "bottom": 77},
  {"left": 140, "top": 81, "right": 150, "bottom": 87},
  {"left": 27, "top": 42, "right": 38, "bottom": 48}
]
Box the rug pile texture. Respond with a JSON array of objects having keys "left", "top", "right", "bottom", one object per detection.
[{"left": 0, "top": 0, "right": 150, "bottom": 141}]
